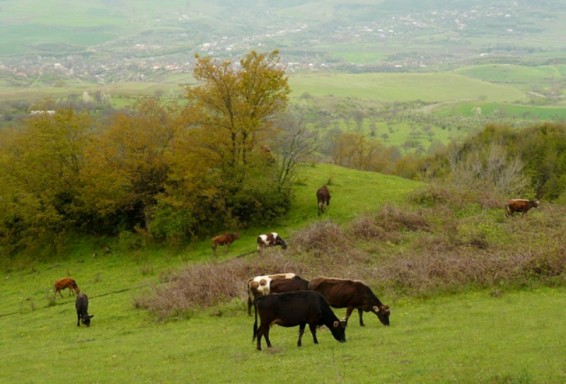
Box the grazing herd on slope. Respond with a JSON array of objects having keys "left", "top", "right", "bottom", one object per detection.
[
  {"left": 53, "top": 277, "right": 93, "bottom": 327},
  {"left": 52, "top": 184, "right": 539, "bottom": 351}
]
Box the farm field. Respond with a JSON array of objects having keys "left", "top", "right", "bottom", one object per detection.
[{"left": 288, "top": 72, "right": 526, "bottom": 103}]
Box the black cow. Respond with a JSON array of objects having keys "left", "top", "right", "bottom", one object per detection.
[
  {"left": 253, "top": 290, "right": 347, "bottom": 351},
  {"left": 316, "top": 185, "right": 331, "bottom": 216},
  {"left": 308, "top": 277, "right": 390, "bottom": 327},
  {"left": 75, "top": 292, "right": 94, "bottom": 327},
  {"left": 257, "top": 232, "right": 287, "bottom": 256}
]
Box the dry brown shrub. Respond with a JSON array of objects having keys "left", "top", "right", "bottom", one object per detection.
[
  {"left": 136, "top": 252, "right": 309, "bottom": 320},
  {"left": 290, "top": 220, "right": 353, "bottom": 256}
]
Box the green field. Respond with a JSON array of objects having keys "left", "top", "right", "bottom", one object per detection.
[
  {"left": 289, "top": 72, "right": 526, "bottom": 103},
  {"left": 1, "top": 163, "right": 565, "bottom": 383}
]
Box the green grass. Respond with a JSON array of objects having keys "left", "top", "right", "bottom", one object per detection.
[
  {"left": 289, "top": 72, "right": 526, "bottom": 103},
  {"left": 1, "top": 266, "right": 564, "bottom": 383},
  {"left": 435, "top": 102, "right": 566, "bottom": 119}
]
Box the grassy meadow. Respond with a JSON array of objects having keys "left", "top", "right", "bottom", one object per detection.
[{"left": 1, "top": 163, "right": 565, "bottom": 383}]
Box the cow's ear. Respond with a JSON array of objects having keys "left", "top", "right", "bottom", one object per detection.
[
  {"left": 89, "top": 315, "right": 94, "bottom": 319},
  {"left": 333, "top": 320, "right": 339, "bottom": 328}
]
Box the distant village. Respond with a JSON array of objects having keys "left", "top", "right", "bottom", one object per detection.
[{"left": 0, "top": 2, "right": 534, "bottom": 86}]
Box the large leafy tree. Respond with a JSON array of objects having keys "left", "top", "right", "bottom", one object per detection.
[
  {"left": 186, "top": 50, "right": 290, "bottom": 173},
  {"left": 165, "top": 50, "right": 292, "bottom": 231}
]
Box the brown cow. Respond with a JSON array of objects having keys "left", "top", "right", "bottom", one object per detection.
[
  {"left": 54, "top": 277, "right": 80, "bottom": 298},
  {"left": 211, "top": 233, "right": 240, "bottom": 256},
  {"left": 246, "top": 273, "right": 309, "bottom": 315},
  {"left": 316, "top": 185, "right": 331, "bottom": 216},
  {"left": 505, "top": 199, "right": 539, "bottom": 216},
  {"left": 253, "top": 290, "right": 347, "bottom": 351},
  {"left": 308, "top": 277, "right": 390, "bottom": 327}
]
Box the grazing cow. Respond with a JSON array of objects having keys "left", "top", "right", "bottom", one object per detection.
[
  {"left": 316, "top": 185, "right": 331, "bottom": 216},
  {"left": 75, "top": 292, "right": 94, "bottom": 327},
  {"left": 54, "top": 277, "right": 80, "bottom": 298},
  {"left": 246, "top": 273, "right": 309, "bottom": 315},
  {"left": 253, "top": 290, "right": 347, "bottom": 351},
  {"left": 308, "top": 277, "right": 390, "bottom": 327},
  {"left": 257, "top": 232, "right": 287, "bottom": 256},
  {"left": 211, "top": 232, "right": 240, "bottom": 256},
  {"left": 505, "top": 199, "right": 539, "bottom": 216}
]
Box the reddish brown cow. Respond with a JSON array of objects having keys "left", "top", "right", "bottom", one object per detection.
[
  {"left": 211, "top": 233, "right": 240, "bottom": 256},
  {"left": 308, "top": 277, "right": 390, "bottom": 327},
  {"left": 505, "top": 199, "right": 539, "bottom": 216},
  {"left": 316, "top": 185, "right": 331, "bottom": 216},
  {"left": 54, "top": 277, "right": 80, "bottom": 298},
  {"left": 246, "top": 273, "right": 309, "bottom": 315}
]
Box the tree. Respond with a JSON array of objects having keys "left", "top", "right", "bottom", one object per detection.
[
  {"left": 186, "top": 50, "right": 290, "bottom": 175},
  {"left": 166, "top": 50, "right": 292, "bottom": 230}
]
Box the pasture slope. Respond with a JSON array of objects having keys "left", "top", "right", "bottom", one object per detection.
[{"left": 0, "top": 163, "right": 565, "bottom": 383}]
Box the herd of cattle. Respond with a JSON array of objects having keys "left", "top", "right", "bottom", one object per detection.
[
  {"left": 248, "top": 273, "right": 390, "bottom": 350},
  {"left": 51, "top": 186, "right": 538, "bottom": 350}
]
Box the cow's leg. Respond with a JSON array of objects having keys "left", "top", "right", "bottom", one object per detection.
[
  {"left": 358, "top": 308, "right": 365, "bottom": 326},
  {"left": 77, "top": 313, "right": 81, "bottom": 327},
  {"left": 256, "top": 326, "right": 265, "bottom": 350},
  {"left": 57, "top": 289, "right": 64, "bottom": 298},
  {"left": 308, "top": 323, "right": 318, "bottom": 344},
  {"left": 263, "top": 327, "right": 272, "bottom": 349},
  {"left": 344, "top": 307, "right": 355, "bottom": 324},
  {"left": 297, "top": 323, "right": 306, "bottom": 347}
]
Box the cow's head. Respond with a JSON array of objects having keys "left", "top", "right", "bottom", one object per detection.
[
  {"left": 330, "top": 320, "right": 347, "bottom": 342},
  {"left": 82, "top": 314, "right": 94, "bottom": 327},
  {"left": 275, "top": 235, "right": 287, "bottom": 249},
  {"left": 530, "top": 200, "right": 540, "bottom": 208},
  {"left": 374, "top": 305, "right": 390, "bottom": 326}
]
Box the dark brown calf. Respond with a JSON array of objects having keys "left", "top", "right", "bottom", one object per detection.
[
  {"left": 309, "top": 277, "right": 390, "bottom": 327},
  {"left": 75, "top": 292, "right": 94, "bottom": 327},
  {"left": 505, "top": 199, "right": 539, "bottom": 216},
  {"left": 54, "top": 277, "right": 80, "bottom": 298},
  {"left": 316, "top": 185, "right": 331, "bottom": 216},
  {"left": 211, "top": 233, "right": 240, "bottom": 256}
]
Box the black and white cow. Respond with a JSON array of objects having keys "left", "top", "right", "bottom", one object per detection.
[
  {"left": 253, "top": 290, "right": 347, "bottom": 350},
  {"left": 257, "top": 232, "right": 287, "bottom": 256}
]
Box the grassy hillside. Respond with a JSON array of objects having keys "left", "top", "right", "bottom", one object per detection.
[{"left": 1, "top": 163, "right": 565, "bottom": 383}]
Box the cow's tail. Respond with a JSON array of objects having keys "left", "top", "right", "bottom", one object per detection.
[{"left": 252, "top": 301, "right": 258, "bottom": 342}]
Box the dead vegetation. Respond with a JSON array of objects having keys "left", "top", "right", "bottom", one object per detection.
[{"left": 136, "top": 186, "right": 566, "bottom": 320}]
